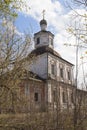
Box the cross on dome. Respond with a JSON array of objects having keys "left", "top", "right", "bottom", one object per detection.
[
  {"left": 40, "top": 10, "right": 47, "bottom": 31},
  {"left": 42, "top": 10, "right": 45, "bottom": 19}
]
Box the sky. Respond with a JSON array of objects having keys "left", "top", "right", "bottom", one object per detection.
[{"left": 14, "top": 0, "right": 87, "bottom": 88}]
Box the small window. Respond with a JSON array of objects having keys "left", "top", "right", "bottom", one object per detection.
[
  {"left": 34, "top": 92, "right": 38, "bottom": 102},
  {"left": 51, "top": 39, "right": 53, "bottom": 46},
  {"left": 49, "top": 38, "right": 53, "bottom": 46},
  {"left": 60, "top": 68, "right": 63, "bottom": 78},
  {"left": 71, "top": 93, "right": 74, "bottom": 103},
  {"left": 62, "top": 91, "right": 66, "bottom": 103},
  {"left": 53, "top": 90, "right": 56, "bottom": 102},
  {"left": 37, "top": 37, "right": 40, "bottom": 44},
  {"left": 51, "top": 64, "right": 55, "bottom": 75},
  {"left": 67, "top": 71, "right": 71, "bottom": 80}
]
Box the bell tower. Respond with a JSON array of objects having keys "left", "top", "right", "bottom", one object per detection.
[{"left": 34, "top": 10, "right": 54, "bottom": 49}]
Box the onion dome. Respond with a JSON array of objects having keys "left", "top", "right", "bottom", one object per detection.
[
  {"left": 40, "top": 19, "right": 47, "bottom": 25},
  {"left": 40, "top": 19, "right": 47, "bottom": 31}
]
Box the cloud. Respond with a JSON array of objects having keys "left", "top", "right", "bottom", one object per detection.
[{"left": 19, "top": 0, "right": 63, "bottom": 19}]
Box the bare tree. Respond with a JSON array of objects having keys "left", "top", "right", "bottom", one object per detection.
[
  {"left": 65, "top": 0, "right": 87, "bottom": 130},
  {"left": 0, "top": 1, "right": 35, "bottom": 129}
]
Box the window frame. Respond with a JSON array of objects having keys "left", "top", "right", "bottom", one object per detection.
[
  {"left": 71, "top": 92, "right": 74, "bottom": 104},
  {"left": 67, "top": 71, "right": 71, "bottom": 80},
  {"left": 62, "top": 91, "right": 66, "bottom": 103},
  {"left": 34, "top": 92, "right": 39, "bottom": 102},
  {"left": 51, "top": 64, "right": 55, "bottom": 75},
  {"left": 25, "top": 83, "right": 29, "bottom": 96},
  {"left": 51, "top": 38, "right": 53, "bottom": 46},
  {"left": 53, "top": 89, "right": 56, "bottom": 102},
  {"left": 60, "top": 68, "right": 63, "bottom": 78},
  {"left": 37, "top": 37, "right": 40, "bottom": 44}
]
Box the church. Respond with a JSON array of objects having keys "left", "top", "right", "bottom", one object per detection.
[{"left": 21, "top": 16, "right": 75, "bottom": 112}]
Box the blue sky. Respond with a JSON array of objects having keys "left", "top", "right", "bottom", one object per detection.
[
  {"left": 13, "top": 0, "right": 87, "bottom": 87},
  {"left": 15, "top": 13, "right": 38, "bottom": 34}
]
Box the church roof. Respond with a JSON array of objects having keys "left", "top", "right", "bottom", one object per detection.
[
  {"left": 29, "top": 71, "right": 45, "bottom": 81},
  {"left": 22, "top": 70, "right": 45, "bottom": 81},
  {"left": 34, "top": 30, "right": 54, "bottom": 37},
  {"left": 30, "top": 46, "right": 61, "bottom": 57},
  {"left": 30, "top": 46, "right": 74, "bottom": 66}
]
